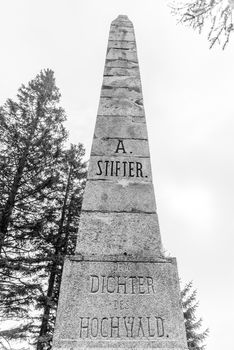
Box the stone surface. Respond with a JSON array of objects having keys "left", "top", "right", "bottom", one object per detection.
[
  {"left": 76, "top": 212, "right": 162, "bottom": 258},
  {"left": 81, "top": 181, "right": 156, "bottom": 213},
  {"left": 106, "top": 48, "right": 138, "bottom": 62},
  {"left": 52, "top": 258, "right": 188, "bottom": 349},
  {"left": 88, "top": 156, "right": 152, "bottom": 181},
  {"left": 101, "top": 87, "right": 142, "bottom": 99},
  {"left": 105, "top": 59, "right": 139, "bottom": 69},
  {"left": 111, "top": 16, "right": 133, "bottom": 28},
  {"left": 94, "top": 116, "right": 148, "bottom": 139},
  {"left": 52, "top": 14, "right": 188, "bottom": 350},
  {"left": 102, "top": 76, "right": 142, "bottom": 90},
  {"left": 104, "top": 66, "right": 140, "bottom": 76},
  {"left": 98, "top": 97, "right": 144, "bottom": 117},
  {"left": 109, "top": 30, "right": 135, "bottom": 42},
  {"left": 91, "top": 138, "right": 150, "bottom": 157},
  {"left": 107, "top": 40, "right": 136, "bottom": 49}
]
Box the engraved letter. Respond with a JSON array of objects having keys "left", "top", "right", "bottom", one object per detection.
[
  {"left": 147, "top": 316, "right": 155, "bottom": 337},
  {"left": 115, "top": 140, "right": 126, "bottom": 153},
  {"left": 123, "top": 161, "right": 127, "bottom": 176},
  {"left": 104, "top": 160, "right": 109, "bottom": 176},
  {"left": 91, "top": 317, "right": 99, "bottom": 337},
  {"left": 101, "top": 317, "right": 108, "bottom": 337},
  {"left": 96, "top": 160, "right": 103, "bottom": 175},
  {"left": 90, "top": 275, "right": 99, "bottom": 293},
  {"left": 129, "top": 276, "right": 137, "bottom": 294},
  {"left": 136, "top": 162, "right": 143, "bottom": 177},
  {"left": 138, "top": 276, "right": 145, "bottom": 294},
  {"left": 120, "top": 300, "right": 124, "bottom": 310},
  {"left": 80, "top": 317, "right": 90, "bottom": 338},
  {"left": 115, "top": 161, "right": 121, "bottom": 176},
  {"left": 107, "top": 276, "right": 116, "bottom": 293},
  {"left": 101, "top": 275, "right": 106, "bottom": 293},
  {"left": 137, "top": 317, "right": 145, "bottom": 337},
  {"left": 156, "top": 317, "right": 164, "bottom": 337},
  {"left": 124, "top": 316, "right": 135, "bottom": 337},
  {"left": 146, "top": 277, "right": 155, "bottom": 294},
  {"left": 129, "top": 162, "right": 135, "bottom": 177},
  {"left": 117, "top": 276, "right": 127, "bottom": 294},
  {"left": 110, "top": 317, "right": 120, "bottom": 338},
  {"left": 110, "top": 161, "right": 114, "bottom": 176}
]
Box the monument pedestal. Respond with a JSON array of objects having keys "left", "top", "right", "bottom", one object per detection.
[
  {"left": 52, "top": 15, "right": 188, "bottom": 350},
  {"left": 52, "top": 256, "right": 187, "bottom": 350}
]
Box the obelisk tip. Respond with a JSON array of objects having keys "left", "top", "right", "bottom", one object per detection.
[
  {"left": 112, "top": 14, "right": 132, "bottom": 25},
  {"left": 117, "top": 14, "right": 129, "bottom": 19}
]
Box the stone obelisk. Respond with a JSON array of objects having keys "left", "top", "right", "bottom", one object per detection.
[{"left": 52, "top": 15, "right": 188, "bottom": 350}]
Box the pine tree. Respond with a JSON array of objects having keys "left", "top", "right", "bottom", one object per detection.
[
  {"left": 0, "top": 69, "right": 68, "bottom": 342},
  {"left": 35, "top": 144, "right": 86, "bottom": 350},
  {"left": 181, "top": 281, "right": 209, "bottom": 350}
]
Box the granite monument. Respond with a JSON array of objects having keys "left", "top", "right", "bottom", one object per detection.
[{"left": 52, "top": 15, "right": 188, "bottom": 350}]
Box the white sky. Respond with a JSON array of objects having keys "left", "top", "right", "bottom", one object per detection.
[{"left": 1, "top": 1, "right": 234, "bottom": 349}]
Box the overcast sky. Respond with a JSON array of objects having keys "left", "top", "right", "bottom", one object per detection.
[{"left": 1, "top": 1, "right": 234, "bottom": 349}]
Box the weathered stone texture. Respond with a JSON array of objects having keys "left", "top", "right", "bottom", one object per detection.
[
  {"left": 109, "top": 30, "right": 135, "bottom": 41},
  {"left": 102, "top": 76, "right": 141, "bottom": 90},
  {"left": 98, "top": 97, "right": 144, "bottom": 116},
  {"left": 105, "top": 59, "right": 139, "bottom": 69},
  {"left": 76, "top": 212, "right": 162, "bottom": 258},
  {"left": 111, "top": 16, "right": 133, "bottom": 28},
  {"left": 91, "top": 138, "right": 150, "bottom": 157},
  {"left": 106, "top": 48, "right": 138, "bottom": 62},
  {"left": 52, "top": 14, "right": 188, "bottom": 350},
  {"left": 101, "top": 87, "right": 141, "bottom": 99},
  {"left": 94, "top": 116, "right": 148, "bottom": 139},
  {"left": 104, "top": 66, "right": 139, "bottom": 76},
  {"left": 81, "top": 181, "right": 156, "bottom": 213},
  {"left": 108, "top": 40, "right": 136, "bottom": 49},
  {"left": 52, "top": 259, "right": 188, "bottom": 350}
]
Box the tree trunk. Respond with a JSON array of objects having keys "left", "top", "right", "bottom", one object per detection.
[
  {"left": 0, "top": 152, "right": 28, "bottom": 252},
  {"left": 0, "top": 112, "right": 40, "bottom": 253},
  {"left": 37, "top": 166, "right": 73, "bottom": 350},
  {"left": 37, "top": 259, "right": 57, "bottom": 350}
]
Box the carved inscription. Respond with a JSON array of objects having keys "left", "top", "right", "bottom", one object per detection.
[
  {"left": 114, "top": 299, "right": 129, "bottom": 310},
  {"left": 95, "top": 139, "right": 146, "bottom": 178},
  {"left": 115, "top": 140, "right": 126, "bottom": 154},
  {"left": 79, "top": 316, "right": 165, "bottom": 339},
  {"left": 96, "top": 160, "right": 143, "bottom": 177},
  {"left": 81, "top": 274, "right": 167, "bottom": 339},
  {"left": 89, "top": 275, "right": 155, "bottom": 294},
  {"left": 79, "top": 265, "right": 168, "bottom": 340}
]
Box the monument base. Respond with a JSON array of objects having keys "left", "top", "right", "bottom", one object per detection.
[{"left": 52, "top": 255, "right": 188, "bottom": 350}]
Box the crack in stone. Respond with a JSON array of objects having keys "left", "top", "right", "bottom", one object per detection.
[
  {"left": 96, "top": 136, "right": 148, "bottom": 140},
  {"left": 105, "top": 65, "right": 138, "bottom": 69},
  {"left": 102, "top": 86, "right": 141, "bottom": 93},
  {"left": 97, "top": 114, "right": 145, "bottom": 118},
  {"left": 96, "top": 115, "right": 146, "bottom": 123},
  {"left": 106, "top": 58, "right": 138, "bottom": 63},
  {"left": 82, "top": 209, "right": 156, "bottom": 214},
  {"left": 108, "top": 39, "right": 135, "bottom": 42},
  {"left": 110, "top": 47, "right": 130, "bottom": 51},
  {"left": 70, "top": 257, "right": 171, "bottom": 263},
  {"left": 90, "top": 154, "right": 150, "bottom": 158},
  {"left": 99, "top": 97, "right": 143, "bottom": 104}
]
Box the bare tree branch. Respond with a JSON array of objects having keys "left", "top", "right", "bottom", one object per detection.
[{"left": 170, "top": 0, "right": 234, "bottom": 49}]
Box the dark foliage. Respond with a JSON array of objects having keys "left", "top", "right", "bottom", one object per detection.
[
  {"left": 0, "top": 70, "right": 86, "bottom": 348},
  {"left": 36, "top": 144, "right": 86, "bottom": 350}
]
